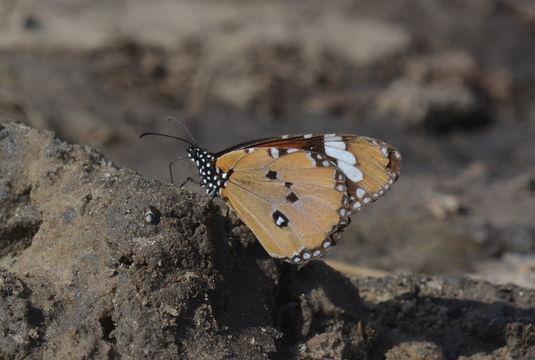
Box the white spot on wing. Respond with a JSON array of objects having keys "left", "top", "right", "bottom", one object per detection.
[
  {"left": 282, "top": 135, "right": 289, "bottom": 139},
  {"left": 356, "top": 188, "right": 366, "bottom": 198},
  {"left": 325, "top": 141, "right": 346, "bottom": 150},
  {"left": 302, "top": 252, "right": 311, "bottom": 260},
  {"left": 325, "top": 147, "right": 356, "bottom": 165},
  {"left": 381, "top": 146, "right": 388, "bottom": 157},
  {"left": 275, "top": 216, "right": 285, "bottom": 226},
  {"left": 353, "top": 201, "right": 362, "bottom": 210},
  {"left": 306, "top": 153, "right": 316, "bottom": 165},
  {"left": 287, "top": 148, "right": 299, "bottom": 153},
  {"left": 270, "top": 148, "right": 279, "bottom": 158},
  {"left": 323, "top": 241, "right": 331, "bottom": 248},
  {"left": 337, "top": 162, "right": 363, "bottom": 182},
  {"left": 304, "top": 134, "right": 313, "bottom": 138}
]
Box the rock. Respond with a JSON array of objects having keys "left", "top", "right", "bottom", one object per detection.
[
  {"left": 0, "top": 269, "right": 45, "bottom": 357},
  {"left": 1, "top": 119, "right": 534, "bottom": 359},
  {"left": 385, "top": 341, "right": 446, "bottom": 360},
  {"left": 354, "top": 275, "right": 535, "bottom": 359}
]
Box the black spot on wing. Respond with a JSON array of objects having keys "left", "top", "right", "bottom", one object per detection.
[
  {"left": 272, "top": 210, "right": 289, "bottom": 228},
  {"left": 284, "top": 182, "right": 293, "bottom": 188},
  {"left": 266, "top": 170, "right": 278, "bottom": 180},
  {"left": 286, "top": 192, "right": 298, "bottom": 203}
]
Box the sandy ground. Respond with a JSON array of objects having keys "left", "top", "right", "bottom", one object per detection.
[{"left": 1, "top": 0, "right": 535, "bottom": 358}]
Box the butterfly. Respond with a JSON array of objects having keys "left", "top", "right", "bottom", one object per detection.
[{"left": 141, "top": 127, "right": 401, "bottom": 264}]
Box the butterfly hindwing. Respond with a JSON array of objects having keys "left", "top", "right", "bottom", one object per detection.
[{"left": 217, "top": 148, "right": 350, "bottom": 263}]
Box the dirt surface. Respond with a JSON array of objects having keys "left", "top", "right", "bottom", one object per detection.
[
  {"left": 1, "top": 0, "right": 534, "bottom": 287},
  {"left": 1, "top": 120, "right": 535, "bottom": 359},
  {"left": 1, "top": 0, "right": 535, "bottom": 358}
]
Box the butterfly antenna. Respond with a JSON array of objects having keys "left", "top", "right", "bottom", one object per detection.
[
  {"left": 139, "top": 132, "right": 195, "bottom": 147},
  {"left": 167, "top": 116, "right": 197, "bottom": 145}
]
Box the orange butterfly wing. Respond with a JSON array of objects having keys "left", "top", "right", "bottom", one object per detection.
[
  {"left": 217, "top": 148, "right": 349, "bottom": 263},
  {"left": 334, "top": 136, "right": 401, "bottom": 213},
  {"left": 215, "top": 134, "right": 401, "bottom": 263}
]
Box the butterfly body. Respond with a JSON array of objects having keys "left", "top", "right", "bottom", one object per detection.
[
  {"left": 186, "top": 133, "right": 402, "bottom": 264},
  {"left": 186, "top": 147, "right": 227, "bottom": 196}
]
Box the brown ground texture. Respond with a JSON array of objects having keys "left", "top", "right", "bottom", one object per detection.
[
  {"left": 1, "top": 120, "right": 534, "bottom": 359},
  {"left": 1, "top": 0, "right": 535, "bottom": 359}
]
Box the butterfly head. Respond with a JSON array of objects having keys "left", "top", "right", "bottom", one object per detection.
[{"left": 187, "top": 146, "right": 227, "bottom": 195}]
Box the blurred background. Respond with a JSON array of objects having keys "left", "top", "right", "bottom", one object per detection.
[{"left": 1, "top": 0, "right": 534, "bottom": 287}]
